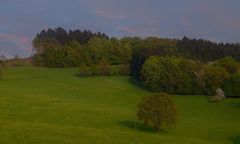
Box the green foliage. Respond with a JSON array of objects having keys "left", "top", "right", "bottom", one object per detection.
[
  {"left": 87, "top": 37, "right": 110, "bottom": 64},
  {"left": 141, "top": 56, "right": 197, "bottom": 94},
  {"left": 140, "top": 56, "right": 237, "bottom": 96},
  {"left": 223, "top": 73, "right": 240, "bottom": 97},
  {"left": 137, "top": 93, "right": 178, "bottom": 132},
  {"left": 214, "top": 57, "right": 239, "bottom": 74},
  {"left": 177, "top": 37, "right": 240, "bottom": 62},
  {"left": 33, "top": 36, "right": 132, "bottom": 68},
  {"left": 129, "top": 37, "right": 178, "bottom": 78},
  {"left": 202, "top": 66, "right": 229, "bottom": 95},
  {"left": 140, "top": 56, "right": 162, "bottom": 91},
  {"left": 129, "top": 36, "right": 240, "bottom": 79}
]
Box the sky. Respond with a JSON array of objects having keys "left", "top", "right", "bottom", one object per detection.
[{"left": 0, "top": 0, "right": 240, "bottom": 58}]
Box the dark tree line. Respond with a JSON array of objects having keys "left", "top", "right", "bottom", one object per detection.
[
  {"left": 128, "top": 37, "right": 178, "bottom": 78},
  {"left": 177, "top": 37, "right": 240, "bottom": 62},
  {"left": 34, "top": 27, "right": 109, "bottom": 46}
]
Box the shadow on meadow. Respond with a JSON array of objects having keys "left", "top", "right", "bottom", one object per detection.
[
  {"left": 118, "top": 121, "right": 168, "bottom": 134},
  {"left": 229, "top": 136, "right": 240, "bottom": 144},
  {"left": 128, "top": 77, "right": 147, "bottom": 90},
  {"left": 229, "top": 102, "right": 240, "bottom": 109},
  {"left": 118, "top": 121, "right": 155, "bottom": 133}
]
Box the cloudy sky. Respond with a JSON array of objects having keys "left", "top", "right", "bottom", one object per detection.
[{"left": 0, "top": 0, "right": 240, "bottom": 57}]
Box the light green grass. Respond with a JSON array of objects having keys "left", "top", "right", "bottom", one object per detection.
[{"left": 0, "top": 67, "right": 239, "bottom": 144}]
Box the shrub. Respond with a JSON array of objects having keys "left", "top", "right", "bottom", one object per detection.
[
  {"left": 79, "top": 65, "right": 92, "bottom": 76},
  {"left": 79, "top": 60, "right": 112, "bottom": 76},
  {"left": 210, "top": 88, "right": 225, "bottom": 102},
  {"left": 97, "top": 59, "right": 112, "bottom": 76},
  {"left": 4, "top": 57, "right": 33, "bottom": 67},
  {"left": 119, "top": 64, "right": 131, "bottom": 75},
  {"left": 223, "top": 73, "right": 240, "bottom": 97},
  {"left": 137, "top": 93, "right": 178, "bottom": 132}
]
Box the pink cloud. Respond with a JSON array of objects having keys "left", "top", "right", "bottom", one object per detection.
[
  {"left": 118, "top": 26, "right": 137, "bottom": 34},
  {"left": 19, "top": 37, "right": 29, "bottom": 44},
  {"left": 0, "top": 34, "right": 16, "bottom": 41},
  {"left": 0, "top": 16, "right": 5, "bottom": 22},
  {"left": 24, "top": 46, "right": 34, "bottom": 53},
  {"left": 0, "top": 34, "right": 32, "bottom": 51},
  {"left": 118, "top": 22, "right": 162, "bottom": 37},
  {"left": 82, "top": 0, "right": 128, "bottom": 20},
  {"left": 0, "top": 34, "right": 30, "bottom": 44}
]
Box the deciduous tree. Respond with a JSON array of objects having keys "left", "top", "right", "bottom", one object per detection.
[{"left": 137, "top": 93, "right": 178, "bottom": 132}]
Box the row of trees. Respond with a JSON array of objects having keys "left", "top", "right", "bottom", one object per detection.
[
  {"left": 33, "top": 28, "right": 240, "bottom": 69},
  {"left": 33, "top": 36, "right": 131, "bottom": 67},
  {"left": 35, "top": 27, "right": 109, "bottom": 46},
  {"left": 140, "top": 56, "right": 240, "bottom": 96},
  {"left": 33, "top": 27, "right": 129, "bottom": 67}
]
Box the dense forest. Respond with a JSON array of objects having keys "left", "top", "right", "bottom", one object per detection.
[{"left": 31, "top": 27, "right": 240, "bottom": 97}]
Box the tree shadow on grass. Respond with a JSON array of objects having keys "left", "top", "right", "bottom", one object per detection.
[
  {"left": 128, "top": 77, "right": 147, "bottom": 90},
  {"left": 118, "top": 121, "right": 168, "bottom": 134},
  {"left": 229, "top": 102, "right": 240, "bottom": 109},
  {"left": 74, "top": 73, "right": 80, "bottom": 77},
  {"left": 229, "top": 136, "right": 240, "bottom": 144}
]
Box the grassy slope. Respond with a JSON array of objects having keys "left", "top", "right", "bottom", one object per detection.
[{"left": 0, "top": 67, "right": 239, "bottom": 144}]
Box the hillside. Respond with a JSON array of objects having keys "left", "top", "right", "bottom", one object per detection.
[{"left": 0, "top": 67, "right": 239, "bottom": 144}]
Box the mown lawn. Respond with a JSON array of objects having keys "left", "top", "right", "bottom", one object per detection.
[{"left": 0, "top": 67, "right": 239, "bottom": 144}]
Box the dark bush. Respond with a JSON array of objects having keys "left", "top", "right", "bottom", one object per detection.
[
  {"left": 79, "top": 65, "right": 92, "bottom": 76},
  {"left": 223, "top": 73, "right": 240, "bottom": 97},
  {"left": 79, "top": 60, "right": 112, "bottom": 76}
]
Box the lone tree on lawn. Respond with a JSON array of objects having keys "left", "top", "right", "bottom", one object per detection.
[{"left": 137, "top": 92, "right": 178, "bottom": 132}]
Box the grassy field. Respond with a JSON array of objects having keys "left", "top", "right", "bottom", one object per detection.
[{"left": 0, "top": 67, "right": 239, "bottom": 144}]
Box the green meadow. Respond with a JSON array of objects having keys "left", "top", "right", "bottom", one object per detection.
[{"left": 0, "top": 67, "right": 239, "bottom": 144}]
